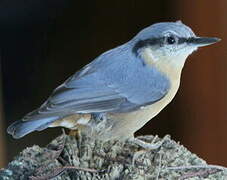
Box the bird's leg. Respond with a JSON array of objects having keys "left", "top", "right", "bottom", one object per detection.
[
  {"left": 129, "top": 135, "right": 170, "bottom": 150},
  {"left": 130, "top": 135, "right": 169, "bottom": 167},
  {"left": 69, "top": 129, "right": 79, "bottom": 136}
]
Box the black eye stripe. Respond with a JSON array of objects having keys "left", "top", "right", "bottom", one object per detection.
[
  {"left": 132, "top": 37, "right": 189, "bottom": 55},
  {"left": 178, "top": 37, "right": 188, "bottom": 44},
  {"left": 132, "top": 38, "right": 161, "bottom": 55}
]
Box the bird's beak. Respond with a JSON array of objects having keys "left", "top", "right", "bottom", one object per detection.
[{"left": 187, "top": 37, "right": 221, "bottom": 47}]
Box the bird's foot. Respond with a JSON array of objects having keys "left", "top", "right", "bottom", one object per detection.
[{"left": 130, "top": 135, "right": 170, "bottom": 150}]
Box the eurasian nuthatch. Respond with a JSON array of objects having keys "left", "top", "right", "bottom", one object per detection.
[{"left": 8, "top": 21, "right": 220, "bottom": 142}]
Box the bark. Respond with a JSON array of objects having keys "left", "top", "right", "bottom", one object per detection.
[{"left": 1, "top": 133, "right": 227, "bottom": 180}]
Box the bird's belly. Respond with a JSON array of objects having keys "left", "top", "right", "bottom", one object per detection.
[
  {"left": 103, "top": 81, "right": 180, "bottom": 140},
  {"left": 50, "top": 80, "right": 180, "bottom": 141}
]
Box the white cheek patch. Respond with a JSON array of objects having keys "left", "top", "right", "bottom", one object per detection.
[
  {"left": 141, "top": 44, "right": 197, "bottom": 69},
  {"left": 150, "top": 48, "right": 162, "bottom": 62},
  {"left": 141, "top": 48, "right": 159, "bottom": 66},
  {"left": 177, "top": 46, "right": 197, "bottom": 58}
]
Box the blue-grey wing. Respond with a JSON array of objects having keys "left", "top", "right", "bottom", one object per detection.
[
  {"left": 8, "top": 43, "right": 170, "bottom": 139},
  {"left": 32, "top": 47, "right": 170, "bottom": 116},
  {"left": 26, "top": 44, "right": 170, "bottom": 119}
]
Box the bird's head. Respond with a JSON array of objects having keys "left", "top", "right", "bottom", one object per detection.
[{"left": 132, "top": 21, "right": 220, "bottom": 69}]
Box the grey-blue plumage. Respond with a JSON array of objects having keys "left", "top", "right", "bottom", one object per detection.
[
  {"left": 7, "top": 40, "right": 170, "bottom": 138},
  {"left": 7, "top": 21, "right": 219, "bottom": 139},
  {"left": 49, "top": 44, "right": 170, "bottom": 112}
]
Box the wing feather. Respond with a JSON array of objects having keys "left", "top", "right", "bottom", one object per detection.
[{"left": 24, "top": 44, "right": 170, "bottom": 120}]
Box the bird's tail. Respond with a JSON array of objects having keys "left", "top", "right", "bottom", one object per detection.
[{"left": 7, "top": 116, "right": 59, "bottom": 139}]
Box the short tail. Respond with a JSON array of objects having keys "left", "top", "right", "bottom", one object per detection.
[{"left": 7, "top": 116, "right": 59, "bottom": 139}]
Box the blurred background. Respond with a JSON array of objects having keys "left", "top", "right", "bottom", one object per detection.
[{"left": 0, "top": 0, "right": 226, "bottom": 167}]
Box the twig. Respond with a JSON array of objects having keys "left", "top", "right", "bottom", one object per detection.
[
  {"left": 45, "top": 129, "right": 66, "bottom": 159},
  {"left": 95, "top": 152, "right": 145, "bottom": 167},
  {"left": 156, "top": 153, "right": 163, "bottom": 180},
  {"left": 167, "top": 164, "right": 227, "bottom": 179},
  {"left": 167, "top": 164, "right": 227, "bottom": 172},
  {"left": 179, "top": 169, "right": 221, "bottom": 180},
  {"left": 29, "top": 166, "right": 99, "bottom": 180},
  {"left": 132, "top": 150, "right": 146, "bottom": 166},
  {"left": 30, "top": 130, "right": 67, "bottom": 179}
]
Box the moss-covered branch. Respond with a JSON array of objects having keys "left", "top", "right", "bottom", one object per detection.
[{"left": 1, "top": 133, "right": 227, "bottom": 179}]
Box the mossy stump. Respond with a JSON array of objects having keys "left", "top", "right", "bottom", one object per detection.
[{"left": 1, "top": 133, "right": 227, "bottom": 180}]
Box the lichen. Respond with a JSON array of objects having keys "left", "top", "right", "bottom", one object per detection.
[{"left": 0, "top": 134, "right": 226, "bottom": 180}]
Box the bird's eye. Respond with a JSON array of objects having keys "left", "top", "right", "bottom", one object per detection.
[{"left": 166, "top": 35, "right": 177, "bottom": 45}]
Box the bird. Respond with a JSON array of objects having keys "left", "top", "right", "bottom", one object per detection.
[{"left": 7, "top": 21, "right": 220, "bottom": 146}]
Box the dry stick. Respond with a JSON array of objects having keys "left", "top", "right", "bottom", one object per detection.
[
  {"left": 156, "top": 153, "right": 163, "bottom": 180},
  {"left": 179, "top": 169, "right": 221, "bottom": 180},
  {"left": 30, "top": 130, "right": 102, "bottom": 180},
  {"left": 167, "top": 164, "right": 227, "bottom": 172},
  {"left": 30, "top": 130, "right": 67, "bottom": 179},
  {"left": 167, "top": 164, "right": 227, "bottom": 179},
  {"left": 29, "top": 166, "right": 99, "bottom": 180}
]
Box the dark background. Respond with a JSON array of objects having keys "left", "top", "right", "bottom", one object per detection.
[{"left": 0, "top": 0, "right": 226, "bottom": 167}]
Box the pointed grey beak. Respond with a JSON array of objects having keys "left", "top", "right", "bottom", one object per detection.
[{"left": 187, "top": 37, "right": 221, "bottom": 47}]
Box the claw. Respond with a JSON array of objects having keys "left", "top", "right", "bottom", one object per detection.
[{"left": 130, "top": 135, "right": 170, "bottom": 150}]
